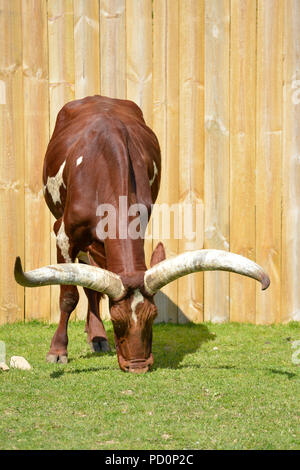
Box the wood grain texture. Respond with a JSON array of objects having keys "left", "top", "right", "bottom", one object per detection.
[
  {"left": 126, "top": 0, "right": 153, "bottom": 127},
  {"left": 74, "top": 0, "right": 100, "bottom": 100},
  {"left": 152, "top": 0, "right": 180, "bottom": 323},
  {"left": 48, "top": 0, "right": 75, "bottom": 323},
  {"left": 177, "top": 0, "right": 205, "bottom": 324},
  {"left": 256, "top": 0, "right": 283, "bottom": 324},
  {"left": 282, "top": 0, "right": 300, "bottom": 323},
  {"left": 22, "top": 0, "right": 51, "bottom": 321},
  {"left": 100, "top": 0, "right": 126, "bottom": 99},
  {"left": 229, "top": 0, "right": 256, "bottom": 323},
  {"left": 204, "top": 0, "right": 230, "bottom": 323},
  {"left": 0, "top": 0, "right": 24, "bottom": 325}
]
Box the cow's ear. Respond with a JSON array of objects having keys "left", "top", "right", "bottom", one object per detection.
[{"left": 150, "top": 242, "right": 166, "bottom": 267}]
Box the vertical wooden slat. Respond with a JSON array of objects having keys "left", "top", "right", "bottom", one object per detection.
[
  {"left": 74, "top": 0, "right": 100, "bottom": 100},
  {"left": 282, "top": 0, "right": 300, "bottom": 323},
  {"left": 177, "top": 0, "right": 205, "bottom": 324},
  {"left": 229, "top": 0, "right": 256, "bottom": 323},
  {"left": 204, "top": 0, "right": 230, "bottom": 323},
  {"left": 0, "top": 0, "right": 24, "bottom": 325},
  {"left": 100, "top": 0, "right": 126, "bottom": 99},
  {"left": 256, "top": 0, "right": 283, "bottom": 324},
  {"left": 153, "top": 0, "right": 179, "bottom": 323},
  {"left": 48, "top": 0, "right": 75, "bottom": 132},
  {"left": 126, "top": 0, "right": 153, "bottom": 270},
  {"left": 48, "top": 0, "right": 75, "bottom": 322},
  {"left": 73, "top": 0, "right": 100, "bottom": 321},
  {"left": 22, "top": 0, "right": 50, "bottom": 321},
  {"left": 126, "top": 0, "right": 153, "bottom": 127}
]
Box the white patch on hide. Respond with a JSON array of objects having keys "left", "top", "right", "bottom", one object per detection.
[
  {"left": 131, "top": 289, "right": 144, "bottom": 325},
  {"left": 149, "top": 160, "right": 158, "bottom": 187},
  {"left": 76, "top": 156, "right": 83, "bottom": 166},
  {"left": 57, "top": 220, "right": 72, "bottom": 263},
  {"left": 45, "top": 160, "right": 66, "bottom": 205}
]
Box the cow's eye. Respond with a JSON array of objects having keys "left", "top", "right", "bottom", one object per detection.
[{"left": 111, "top": 318, "right": 128, "bottom": 338}]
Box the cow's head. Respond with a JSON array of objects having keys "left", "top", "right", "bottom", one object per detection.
[
  {"left": 109, "top": 291, "right": 157, "bottom": 373},
  {"left": 109, "top": 243, "right": 166, "bottom": 373},
  {"left": 14, "top": 243, "right": 270, "bottom": 373}
]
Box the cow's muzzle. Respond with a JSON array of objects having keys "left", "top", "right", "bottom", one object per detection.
[{"left": 118, "top": 354, "right": 154, "bottom": 373}]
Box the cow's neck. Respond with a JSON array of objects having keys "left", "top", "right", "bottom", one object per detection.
[
  {"left": 104, "top": 238, "right": 147, "bottom": 276},
  {"left": 98, "top": 148, "right": 151, "bottom": 278},
  {"left": 103, "top": 190, "right": 148, "bottom": 276}
]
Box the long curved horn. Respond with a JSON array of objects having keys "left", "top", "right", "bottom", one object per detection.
[
  {"left": 14, "top": 257, "right": 126, "bottom": 301},
  {"left": 144, "top": 249, "right": 270, "bottom": 295}
]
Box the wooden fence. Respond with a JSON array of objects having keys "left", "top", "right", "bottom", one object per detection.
[{"left": 0, "top": 0, "right": 299, "bottom": 325}]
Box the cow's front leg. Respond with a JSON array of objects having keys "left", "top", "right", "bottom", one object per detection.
[
  {"left": 84, "top": 288, "right": 110, "bottom": 353},
  {"left": 46, "top": 218, "right": 79, "bottom": 364},
  {"left": 46, "top": 285, "right": 79, "bottom": 363}
]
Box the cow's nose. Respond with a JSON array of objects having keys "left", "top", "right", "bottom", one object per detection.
[
  {"left": 119, "top": 355, "right": 153, "bottom": 372},
  {"left": 121, "top": 364, "right": 149, "bottom": 373},
  {"left": 128, "top": 358, "right": 151, "bottom": 373},
  {"left": 128, "top": 365, "right": 149, "bottom": 373}
]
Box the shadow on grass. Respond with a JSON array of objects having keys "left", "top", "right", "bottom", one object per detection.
[
  {"left": 150, "top": 292, "right": 215, "bottom": 370},
  {"left": 267, "top": 368, "right": 297, "bottom": 379},
  {"left": 50, "top": 366, "right": 112, "bottom": 378},
  {"left": 80, "top": 350, "right": 116, "bottom": 359},
  {"left": 174, "top": 364, "right": 297, "bottom": 379},
  {"left": 151, "top": 322, "right": 215, "bottom": 371}
]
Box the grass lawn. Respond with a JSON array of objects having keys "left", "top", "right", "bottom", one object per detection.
[{"left": 0, "top": 320, "right": 299, "bottom": 450}]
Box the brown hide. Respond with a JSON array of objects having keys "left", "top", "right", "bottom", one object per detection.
[{"left": 43, "top": 95, "right": 161, "bottom": 371}]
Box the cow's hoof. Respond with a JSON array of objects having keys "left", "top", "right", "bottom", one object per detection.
[
  {"left": 57, "top": 355, "right": 68, "bottom": 364},
  {"left": 46, "top": 353, "right": 68, "bottom": 364},
  {"left": 89, "top": 338, "right": 111, "bottom": 353}
]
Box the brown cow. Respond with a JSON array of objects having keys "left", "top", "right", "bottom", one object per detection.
[{"left": 15, "top": 95, "right": 270, "bottom": 372}]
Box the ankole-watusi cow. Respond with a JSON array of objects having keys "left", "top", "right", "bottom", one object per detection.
[{"left": 14, "top": 95, "right": 270, "bottom": 373}]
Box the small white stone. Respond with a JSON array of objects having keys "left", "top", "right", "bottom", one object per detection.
[
  {"left": 0, "top": 362, "right": 9, "bottom": 371},
  {"left": 10, "top": 356, "right": 31, "bottom": 370},
  {"left": 213, "top": 347, "right": 219, "bottom": 351}
]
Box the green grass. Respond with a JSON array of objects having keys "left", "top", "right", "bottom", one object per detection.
[{"left": 0, "top": 320, "right": 299, "bottom": 450}]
